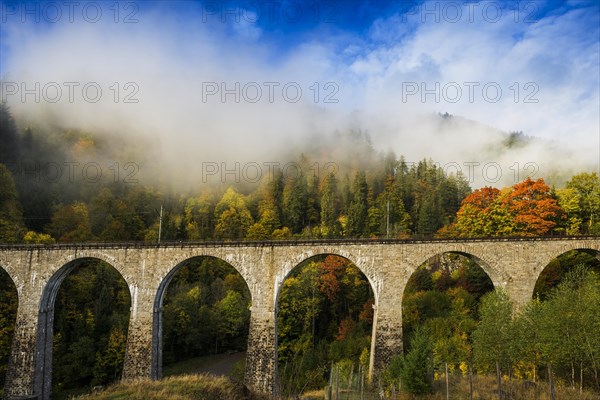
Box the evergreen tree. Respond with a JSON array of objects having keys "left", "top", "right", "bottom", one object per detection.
[
  {"left": 0, "top": 164, "right": 25, "bottom": 242},
  {"left": 320, "top": 172, "right": 339, "bottom": 237},
  {"left": 347, "top": 171, "right": 368, "bottom": 237},
  {"left": 0, "top": 104, "right": 20, "bottom": 169},
  {"left": 401, "top": 327, "right": 433, "bottom": 395}
]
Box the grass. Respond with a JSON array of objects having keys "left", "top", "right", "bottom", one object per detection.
[
  {"left": 372, "top": 374, "right": 600, "bottom": 400},
  {"left": 299, "top": 374, "right": 600, "bottom": 400},
  {"left": 70, "top": 370, "right": 600, "bottom": 400},
  {"left": 74, "top": 374, "right": 270, "bottom": 400}
]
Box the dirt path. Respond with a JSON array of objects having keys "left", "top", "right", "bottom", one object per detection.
[
  {"left": 196, "top": 352, "right": 246, "bottom": 376},
  {"left": 163, "top": 351, "right": 247, "bottom": 378}
]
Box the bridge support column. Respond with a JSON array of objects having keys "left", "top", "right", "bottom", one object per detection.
[
  {"left": 503, "top": 281, "right": 536, "bottom": 310},
  {"left": 122, "top": 288, "right": 154, "bottom": 381},
  {"left": 369, "top": 305, "right": 403, "bottom": 381},
  {"left": 244, "top": 307, "right": 276, "bottom": 396},
  {"left": 495, "top": 258, "right": 538, "bottom": 310},
  {"left": 3, "top": 307, "right": 38, "bottom": 399}
]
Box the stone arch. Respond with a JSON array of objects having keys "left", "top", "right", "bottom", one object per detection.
[
  {"left": 151, "top": 254, "right": 252, "bottom": 380},
  {"left": 531, "top": 246, "right": 600, "bottom": 300},
  {"left": 34, "top": 256, "right": 132, "bottom": 400},
  {"left": 535, "top": 244, "right": 600, "bottom": 279},
  {"left": 280, "top": 249, "right": 380, "bottom": 306},
  {"left": 0, "top": 262, "right": 19, "bottom": 305},
  {"left": 52, "top": 250, "right": 133, "bottom": 286},
  {"left": 273, "top": 251, "right": 377, "bottom": 394},
  {"left": 403, "top": 248, "right": 497, "bottom": 302},
  {"left": 0, "top": 257, "right": 23, "bottom": 297},
  {"left": 410, "top": 247, "right": 505, "bottom": 299}
]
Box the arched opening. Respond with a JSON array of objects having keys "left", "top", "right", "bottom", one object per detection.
[
  {"left": 533, "top": 248, "right": 600, "bottom": 300},
  {"left": 152, "top": 256, "right": 251, "bottom": 382},
  {"left": 275, "top": 254, "right": 375, "bottom": 398},
  {"left": 399, "top": 252, "right": 494, "bottom": 391},
  {"left": 0, "top": 267, "right": 18, "bottom": 397},
  {"left": 35, "top": 258, "right": 131, "bottom": 400}
]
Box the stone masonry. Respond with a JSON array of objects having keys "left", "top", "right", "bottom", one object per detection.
[{"left": 0, "top": 237, "right": 599, "bottom": 399}]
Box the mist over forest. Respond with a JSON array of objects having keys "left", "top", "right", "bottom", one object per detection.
[{"left": 1, "top": 1, "right": 599, "bottom": 399}]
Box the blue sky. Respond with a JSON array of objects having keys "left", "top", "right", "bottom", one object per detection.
[{"left": 0, "top": 0, "right": 599, "bottom": 185}]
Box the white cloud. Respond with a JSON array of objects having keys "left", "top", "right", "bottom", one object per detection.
[{"left": 0, "top": 1, "right": 598, "bottom": 188}]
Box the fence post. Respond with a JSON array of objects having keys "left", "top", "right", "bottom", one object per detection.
[
  {"left": 445, "top": 362, "right": 450, "bottom": 400},
  {"left": 496, "top": 361, "right": 502, "bottom": 400},
  {"left": 548, "top": 364, "right": 556, "bottom": 400}
]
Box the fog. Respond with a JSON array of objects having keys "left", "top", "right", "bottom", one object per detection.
[{"left": 1, "top": 1, "right": 598, "bottom": 188}]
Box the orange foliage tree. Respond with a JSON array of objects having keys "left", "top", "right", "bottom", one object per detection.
[{"left": 447, "top": 178, "right": 563, "bottom": 237}]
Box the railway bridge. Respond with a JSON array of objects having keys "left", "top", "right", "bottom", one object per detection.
[{"left": 1, "top": 236, "right": 599, "bottom": 399}]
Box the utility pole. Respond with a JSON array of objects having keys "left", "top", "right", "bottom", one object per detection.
[{"left": 158, "top": 205, "right": 163, "bottom": 243}]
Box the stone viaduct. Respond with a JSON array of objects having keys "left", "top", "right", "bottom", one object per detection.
[{"left": 1, "top": 236, "right": 599, "bottom": 399}]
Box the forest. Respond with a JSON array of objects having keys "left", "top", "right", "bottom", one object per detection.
[{"left": 1, "top": 102, "right": 600, "bottom": 398}]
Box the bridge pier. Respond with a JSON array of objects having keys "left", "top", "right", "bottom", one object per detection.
[
  {"left": 369, "top": 305, "right": 403, "bottom": 379},
  {"left": 244, "top": 307, "right": 277, "bottom": 395},
  {"left": 122, "top": 308, "right": 154, "bottom": 381},
  {"left": 3, "top": 308, "right": 38, "bottom": 399}
]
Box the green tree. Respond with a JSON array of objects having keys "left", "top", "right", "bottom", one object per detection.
[
  {"left": 347, "top": 171, "right": 368, "bottom": 237},
  {"left": 216, "top": 290, "right": 250, "bottom": 350},
  {"left": 539, "top": 265, "right": 600, "bottom": 390},
  {"left": 92, "top": 328, "right": 127, "bottom": 385},
  {"left": 566, "top": 173, "right": 600, "bottom": 234},
  {"left": 472, "top": 290, "right": 514, "bottom": 373},
  {"left": 320, "top": 172, "right": 339, "bottom": 237},
  {"left": 512, "top": 299, "right": 545, "bottom": 381},
  {"left": 283, "top": 174, "right": 308, "bottom": 233},
  {"left": 401, "top": 327, "right": 433, "bottom": 395},
  {"left": 0, "top": 104, "right": 20, "bottom": 168},
  {"left": 556, "top": 187, "right": 582, "bottom": 235}
]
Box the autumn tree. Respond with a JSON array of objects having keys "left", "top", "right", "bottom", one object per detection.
[
  {"left": 184, "top": 192, "right": 215, "bottom": 240},
  {"left": 502, "top": 177, "right": 563, "bottom": 236},
  {"left": 451, "top": 178, "right": 563, "bottom": 237},
  {"left": 214, "top": 187, "right": 253, "bottom": 239},
  {"left": 48, "top": 202, "right": 94, "bottom": 242}
]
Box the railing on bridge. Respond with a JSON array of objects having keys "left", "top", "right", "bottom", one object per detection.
[{"left": 0, "top": 234, "right": 598, "bottom": 251}]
